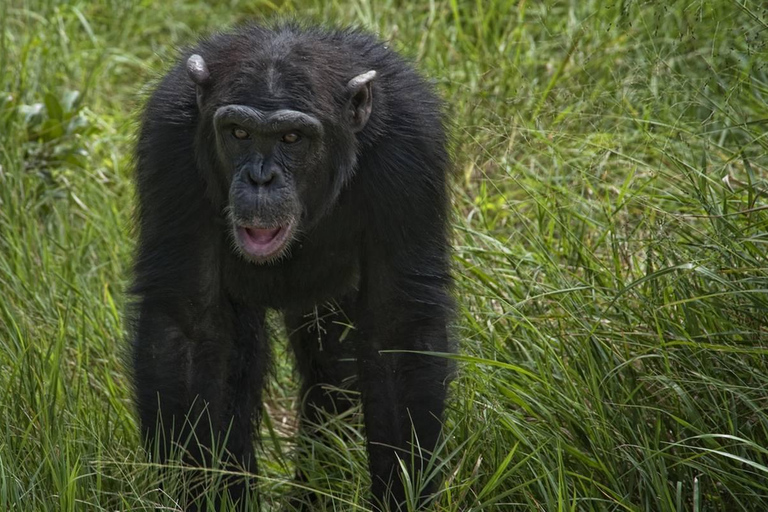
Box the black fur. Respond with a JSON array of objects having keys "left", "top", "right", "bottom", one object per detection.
[{"left": 131, "top": 21, "right": 453, "bottom": 511}]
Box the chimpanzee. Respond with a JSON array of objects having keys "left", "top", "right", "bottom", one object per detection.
[{"left": 130, "top": 22, "right": 453, "bottom": 511}]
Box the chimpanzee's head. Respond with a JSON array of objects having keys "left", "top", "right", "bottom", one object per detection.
[{"left": 186, "top": 44, "right": 375, "bottom": 264}]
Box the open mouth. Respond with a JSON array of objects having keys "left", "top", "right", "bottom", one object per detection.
[{"left": 235, "top": 221, "right": 294, "bottom": 261}]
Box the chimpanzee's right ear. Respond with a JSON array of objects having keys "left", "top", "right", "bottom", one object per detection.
[{"left": 187, "top": 54, "right": 211, "bottom": 111}]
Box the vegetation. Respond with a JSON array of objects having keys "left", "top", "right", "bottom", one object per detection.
[{"left": 1, "top": 0, "right": 767, "bottom": 510}]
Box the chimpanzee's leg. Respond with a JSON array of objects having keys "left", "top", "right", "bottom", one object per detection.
[
  {"left": 356, "top": 243, "right": 453, "bottom": 511},
  {"left": 218, "top": 302, "right": 270, "bottom": 508},
  {"left": 133, "top": 299, "right": 269, "bottom": 510}
]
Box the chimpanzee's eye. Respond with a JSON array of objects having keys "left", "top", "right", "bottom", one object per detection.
[
  {"left": 282, "top": 132, "right": 300, "bottom": 144},
  {"left": 232, "top": 128, "right": 250, "bottom": 140}
]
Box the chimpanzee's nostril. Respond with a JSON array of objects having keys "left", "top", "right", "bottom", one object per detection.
[{"left": 248, "top": 165, "right": 276, "bottom": 187}]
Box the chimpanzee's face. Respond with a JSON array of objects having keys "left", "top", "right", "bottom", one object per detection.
[{"left": 213, "top": 104, "right": 325, "bottom": 264}]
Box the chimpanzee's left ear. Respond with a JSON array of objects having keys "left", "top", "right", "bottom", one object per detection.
[{"left": 346, "top": 70, "right": 376, "bottom": 133}]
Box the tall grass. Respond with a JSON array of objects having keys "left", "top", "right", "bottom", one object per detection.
[{"left": 1, "top": 0, "right": 767, "bottom": 510}]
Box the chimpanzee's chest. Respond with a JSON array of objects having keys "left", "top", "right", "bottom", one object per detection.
[
  {"left": 275, "top": 239, "right": 361, "bottom": 307},
  {"left": 225, "top": 224, "right": 362, "bottom": 310}
]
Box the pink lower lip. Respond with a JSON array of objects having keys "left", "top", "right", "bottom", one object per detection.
[
  {"left": 236, "top": 223, "right": 291, "bottom": 259},
  {"left": 245, "top": 226, "right": 281, "bottom": 244}
]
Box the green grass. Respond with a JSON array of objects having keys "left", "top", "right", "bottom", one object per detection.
[{"left": 2, "top": 0, "right": 768, "bottom": 510}]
